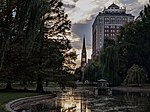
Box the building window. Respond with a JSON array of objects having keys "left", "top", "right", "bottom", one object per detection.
[
  {"left": 110, "top": 17, "right": 115, "bottom": 24},
  {"left": 123, "top": 17, "right": 127, "bottom": 22},
  {"left": 117, "top": 17, "right": 122, "bottom": 24},
  {"left": 105, "top": 34, "right": 109, "bottom": 37},
  {"left": 111, "top": 25, "right": 115, "bottom": 28},
  {"left": 104, "top": 25, "right": 109, "bottom": 28},
  {"left": 104, "top": 17, "right": 109, "bottom": 24},
  {"left": 99, "top": 18, "right": 103, "bottom": 23},
  {"left": 130, "top": 17, "right": 133, "bottom": 21},
  {"left": 117, "top": 26, "right": 120, "bottom": 29}
]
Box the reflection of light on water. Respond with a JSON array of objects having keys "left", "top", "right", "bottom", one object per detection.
[
  {"left": 61, "top": 91, "right": 78, "bottom": 111},
  {"left": 62, "top": 96, "right": 76, "bottom": 110},
  {"left": 60, "top": 91, "right": 91, "bottom": 112}
]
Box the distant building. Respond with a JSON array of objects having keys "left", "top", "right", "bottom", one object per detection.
[
  {"left": 92, "top": 3, "right": 134, "bottom": 59},
  {"left": 80, "top": 35, "right": 87, "bottom": 81},
  {"left": 81, "top": 35, "right": 87, "bottom": 67}
]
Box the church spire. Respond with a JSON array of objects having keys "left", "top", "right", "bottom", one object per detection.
[
  {"left": 83, "top": 35, "right": 86, "bottom": 49},
  {"left": 81, "top": 35, "right": 87, "bottom": 67}
]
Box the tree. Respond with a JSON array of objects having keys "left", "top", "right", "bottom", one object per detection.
[
  {"left": 0, "top": 0, "right": 17, "bottom": 89},
  {"left": 75, "top": 67, "right": 82, "bottom": 81},
  {"left": 41, "top": 39, "right": 77, "bottom": 90},
  {"left": 117, "top": 3, "right": 150, "bottom": 82},
  {"left": 27, "top": 0, "right": 74, "bottom": 92},
  {"left": 124, "top": 64, "right": 147, "bottom": 86},
  {"left": 84, "top": 38, "right": 120, "bottom": 85},
  {"left": 100, "top": 44, "right": 120, "bottom": 86},
  {"left": 0, "top": 0, "right": 76, "bottom": 92},
  {"left": 84, "top": 60, "right": 101, "bottom": 82}
]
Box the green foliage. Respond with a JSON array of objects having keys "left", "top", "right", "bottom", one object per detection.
[
  {"left": 100, "top": 40, "right": 120, "bottom": 86},
  {"left": 0, "top": 0, "right": 19, "bottom": 88},
  {"left": 74, "top": 67, "right": 82, "bottom": 81},
  {"left": 84, "top": 38, "right": 120, "bottom": 85},
  {"left": 104, "top": 37, "right": 116, "bottom": 48},
  {"left": 117, "top": 3, "right": 150, "bottom": 82},
  {"left": 124, "top": 64, "right": 147, "bottom": 86},
  {"left": 84, "top": 60, "right": 101, "bottom": 82},
  {"left": 84, "top": 3, "right": 150, "bottom": 86},
  {"left": 0, "top": 0, "right": 77, "bottom": 91}
]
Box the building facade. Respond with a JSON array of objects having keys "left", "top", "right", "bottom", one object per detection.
[{"left": 92, "top": 3, "right": 134, "bottom": 59}]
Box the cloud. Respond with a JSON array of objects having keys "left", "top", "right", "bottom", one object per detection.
[
  {"left": 68, "top": 31, "right": 92, "bottom": 66},
  {"left": 68, "top": 32, "right": 82, "bottom": 49},
  {"left": 117, "top": 0, "right": 148, "bottom": 17},
  {"left": 62, "top": 0, "right": 149, "bottom": 24},
  {"left": 68, "top": 29, "right": 92, "bottom": 50},
  {"left": 63, "top": 4, "right": 76, "bottom": 9},
  {"left": 62, "top": 0, "right": 76, "bottom": 9},
  {"left": 118, "top": 0, "right": 136, "bottom": 4},
  {"left": 68, "top": 32, "right": 80, "bottom": 43},
  {"left": 62, "top": 0, "right": 104, "bottom": 23},
  {"left": 62, "top": 0, "right": 148, "bottom": 63}
]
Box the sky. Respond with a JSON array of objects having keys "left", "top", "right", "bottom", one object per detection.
[{"left": 62, "top": 0, "right": 149, "bottom": 66}]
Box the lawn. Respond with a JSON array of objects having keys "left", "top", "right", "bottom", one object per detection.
[{"left": 0, "top": 91, "right": 41, "bottom": 112}]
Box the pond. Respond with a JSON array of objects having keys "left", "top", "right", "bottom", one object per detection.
[{"left": 30, "top": 87, "right": 150, "bottom": 112}]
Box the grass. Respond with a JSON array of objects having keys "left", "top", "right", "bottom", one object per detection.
[
  {"left": 0, "top": 91, "right": 42, "bottom": 112},
  {"left": 0, "top": 82, "right": 58, "bottom": 112}
]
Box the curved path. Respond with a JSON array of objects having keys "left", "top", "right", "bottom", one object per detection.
[{"left": 6, "top": 94, "right": 56, "bottom": 112}]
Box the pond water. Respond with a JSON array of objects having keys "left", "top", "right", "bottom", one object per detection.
[{"left": 30, "top": 87, "right": 150, "bottom": 112}]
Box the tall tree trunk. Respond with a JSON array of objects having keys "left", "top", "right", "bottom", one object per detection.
[
  {"left": 45, "top": 79, "right": 48, "bottom": 87},
  {"left": 36, "top": 9, "right": 44, "bottom": 92},
  {"left": 36, "top": 74, "right": 43, "bottom": 92},
  {"left": 6, "top": 81, "right": 12, "bottom": 90}
]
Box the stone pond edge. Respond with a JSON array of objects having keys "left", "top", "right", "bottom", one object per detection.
[{"left": 5, "top": 94, "right": 56, "bottom": 112}]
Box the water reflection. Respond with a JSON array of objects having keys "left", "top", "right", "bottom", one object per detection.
[
  {"left": 30, "top": 88, "right": 150, "bottom": 112},
  {"left": 56, "top": 90, "right": 91, "bottom": 112}
]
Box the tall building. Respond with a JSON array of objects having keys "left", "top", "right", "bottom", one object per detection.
[
  {"left": 81, "top": 35, "right": 87, "bottom": 67},
  {"left": 92, "top": 3, "right": 134, "bottom": 59}
]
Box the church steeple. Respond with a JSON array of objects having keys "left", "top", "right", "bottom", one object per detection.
[
  {"left": 83, "top": 35, "right": 86, "bottom": 49},
  {"left": 81, "top": 35, "right": 87, "bottom": 67}
]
